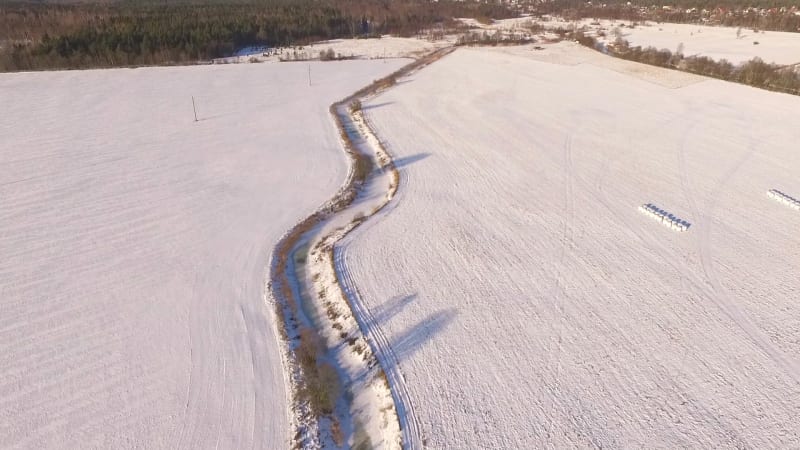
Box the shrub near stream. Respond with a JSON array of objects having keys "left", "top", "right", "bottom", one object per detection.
[{"left": 296, "top": 328, "right": 339, "bottom": 416}]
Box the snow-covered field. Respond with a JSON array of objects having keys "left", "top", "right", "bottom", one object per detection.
[
  {"left": 552, "top": 18, "right": 800, "bottom": 65},
  {"left": 342, "top": 43, "right": 800, "bottom": 447},
  {"left": 218, "top": 36, "right": 452, "bottom": 64},
  {"left": 617, "top": 21, "right": 800, "bottom": 65},
  {"left": 303, "top": 37, "right": 451, "bottom": 60},
  {"left": 0, "top": 59, "right": 405, "bottom": 449}
]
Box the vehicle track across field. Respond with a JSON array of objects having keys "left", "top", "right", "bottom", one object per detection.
[{"left": 675, "top": 111, "right": 800, "bottom": 384}]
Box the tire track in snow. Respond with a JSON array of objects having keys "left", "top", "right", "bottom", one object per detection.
[
  {"left": 676, "top": 114, "right": 800, "bottom": 384},
  {"left": 548, "top": 111, "right": 747, "bottom": 443},
  {"left": 175, "top": 274, "right": 199, "bottom": 450},
  {"left": 582, "top": 108, "right": 800, "bottom": 387},
  {"left": 550, "top": 130, "right": 722, "bottom": 447},
  {"left": 334, "top": 248, "right": 424, "bottom": 450},
  {"left": 557, "top": 121, "right": 751, "bottom": 446},
  {"left": 545, "top": 133, "right": 576, "bottom": 437},
  {"left": 579, "top": 107, "right": 791, "bottom": 386}
]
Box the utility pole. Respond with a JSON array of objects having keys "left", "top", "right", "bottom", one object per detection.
[{"left": 192, "top": 96, "right": 198, "bottom": 122}]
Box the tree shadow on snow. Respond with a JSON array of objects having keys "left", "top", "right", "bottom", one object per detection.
[
  {"left": 196, "top": 113, "right": 229, "bottom": 122},
  {"left": 393, "top": 152, "right": 430, "bottom": 169},
  {"left": 363, "top": 293, "right": 455, "bottom": 437},
  {"left": 390, "top": 308, "right": 457, "bottom": 364},
  {"left": 371, "top": 293, "right": 456, "bottom": 364},
  {"left": 363, "top": 101, "right": 394, "bottom": 111},
  {"left": 373, "top": 293, "right": 418, "bottom": 325}
]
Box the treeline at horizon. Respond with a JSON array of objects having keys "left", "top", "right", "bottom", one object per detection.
[
  {"left": 535, "top": 0, "right": 800, "bottom": 32},
  {"left": 540, "top": 0, "right": 800, "bottom": 10},
  {"left": 0, "top": 0, "right": 515, "bottom": 71}
]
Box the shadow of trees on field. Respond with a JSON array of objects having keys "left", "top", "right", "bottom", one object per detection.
[
  {"left": 373, "top": 293, "right": 418, "bottom": 325},
  {"left": 362, "top": 101, "right": 394, "bottom": 111},
  {"left": 372, "top": 293, "right": 456, "bottom": 364},
  {"left": 394, "top": 152, "right": 430, "bottom": 169},
  {"left": 355, "top": 291, "right": 455, "bottom": 446},
  {"left": 391, "top": 308, "right": 457, "bottom": 363}
]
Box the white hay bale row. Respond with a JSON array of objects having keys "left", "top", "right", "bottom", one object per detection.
[
  {"left": 638, "top": 203, "right": 690, "bottom": 232},
  {"left": 767, "top": 189, "right": 800, "bottom": 210}
]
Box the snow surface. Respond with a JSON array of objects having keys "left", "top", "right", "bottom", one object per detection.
[
  {"left": 304, "top": 38, "right": 451, "bottom": 61},
  {"left": 343, "top": 43, "right": 800, "bottom": 448},
  {"left": 0, "top": 58, "right": 405, "bottom": 449},
  {"left": 218, "top": 37, "right": 452, "bottom": 64},
  {"left": 612, "top": 21, "right": 800, "bottom": 66},
  {"left": 457, "top": 16, "right": 541, "bottom": 32}
]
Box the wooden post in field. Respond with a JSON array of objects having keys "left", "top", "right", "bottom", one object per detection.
[
  {"left": 308, "top": 64, "right": 311, "bottom": 87},
  {"left": 192, "top": 96, "right": 198, "bottom": 122}
]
